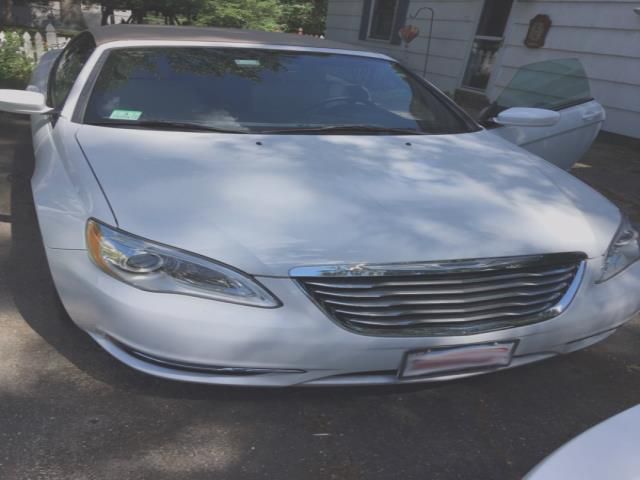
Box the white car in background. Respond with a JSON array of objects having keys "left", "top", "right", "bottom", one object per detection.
[
  {"left": 479, "top": 57, "right": 606, "bottom": 170},
  {"left": 526, "top": 405, "right": 640, "bottom": 479},
  {"left": 0, "top": 25, "right": 638, "bottom": 386}
]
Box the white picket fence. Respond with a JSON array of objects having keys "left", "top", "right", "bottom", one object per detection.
[{"left": 0, "top": 24, "right": 71, "bottom": 63}]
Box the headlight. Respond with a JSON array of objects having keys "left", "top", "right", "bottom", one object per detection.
[
  {"left": 598, "top": 214, "right": 640, "bottom": 282},
  {"left": 86, "top": 219, "right": 280, "bottom": 307}
]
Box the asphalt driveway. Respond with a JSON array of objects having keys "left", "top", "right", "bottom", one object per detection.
[{"left": 0, "top": 113, "right": 639, "bottom": 480}]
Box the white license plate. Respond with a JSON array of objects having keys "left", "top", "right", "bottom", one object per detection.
[{"left": 401, "top": 342, "right": 517, "bottom": 378}]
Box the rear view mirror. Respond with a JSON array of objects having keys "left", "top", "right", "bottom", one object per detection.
[
  {"left": 494, "top": 107, "right": 560, "bottom": 127},
  {"left": 0, "top": 89, "right": 53, "bottom": 115}
]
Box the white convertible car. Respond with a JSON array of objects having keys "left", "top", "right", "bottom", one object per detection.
[{"left": 0, "top": 25, "right": 639, "bottom": 386}]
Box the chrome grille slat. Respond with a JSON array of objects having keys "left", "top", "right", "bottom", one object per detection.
[
  {"left": 303, "top": 265, "right": 576, "bottom": 289},
  {"left": 342, "top": 303, "right": 558, "bottom": 327},
  {"left": 292, "top": 253, "right": 586, "bottom": 336},
  {"left": 312, "top": 272, "right": 575, "bottom": 298},
  {"left": 333, "top": 293, "right": 563, "bottom": 317},
  {"left": 321, "top": 282, "right": 569, "bottom": 308}
]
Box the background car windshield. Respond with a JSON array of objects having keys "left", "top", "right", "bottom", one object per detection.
[
  {"left": 84, "top": 47, "right": 474, "bottom": 134},
  {"left": 495, "top": 58, "right": 592, "bottom": 111}
]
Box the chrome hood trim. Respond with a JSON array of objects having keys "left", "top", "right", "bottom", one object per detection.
[{"left": 289, "top": 252, "right": 586, "bottom": 277}]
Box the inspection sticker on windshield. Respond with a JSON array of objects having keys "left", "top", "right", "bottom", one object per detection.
[
  {"left": 109, "top": 109, "right": 142, "bottom": 121},
  {"left": 234, "top": 59, "right": 261, "bottom": 67}
]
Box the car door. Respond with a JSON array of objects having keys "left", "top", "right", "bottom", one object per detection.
[
  {"left": 482, "top": 58, "right": 605, "bottom": 170},
  {"left": 27, "top": 33, "right": 105, "bottom": 250}
]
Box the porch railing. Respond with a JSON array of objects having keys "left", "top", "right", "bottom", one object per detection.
[{"left": 462, "top": 37, "right": 502, "bottom": 91}]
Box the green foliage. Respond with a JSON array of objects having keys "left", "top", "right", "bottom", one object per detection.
[
  {"left": 0, "top": 33, "right": 34, "bottom": 89},
  {"left": 192, "top": 0, "right": 326, "bottom": 33},
  {"left": 99, "top": 0, "right": 327, "bottom": 34},
  {"left": 101, "top": 0, "right": 205, "bottom": 18},
  {"left": 194, "top": 0, "right": 284, "bottom": 31},
  {"left": 279, "top": 0, "right": 326, "bottom": 34}
]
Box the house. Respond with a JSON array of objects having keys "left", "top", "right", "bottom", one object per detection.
[{"left": 325, "top": 0, "right": 640, "bottom": 139}]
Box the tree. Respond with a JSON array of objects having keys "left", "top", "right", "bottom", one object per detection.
[
  {"left": 280, "top": 0, "right": 326, "bottom": 34},
  {"left": 98, "top": 0, "right": 204, "bottom": 25},
  {"left": 60, "top": 0, "right": 86, "bottom": 29},
  {"left": 1, "top": 0, "right": 14, "bottom": 26},
  {"left": 147, "top": 0, "right": 205, "bottom": 25},
  {"left": 0, "top": 32, "right": 33, "bottom": 88},
  {"left": 192, "top": 0, "right": 326, "bottom": 33},
  {"left": 194, "top": 0, "right": 283, "bottom": 31},
  {"left": 92, "top": 0, "right": 327, "bottom": 32}
]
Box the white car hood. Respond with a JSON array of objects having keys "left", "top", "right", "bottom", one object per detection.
[{"left": 76, "top": 126, "right": 619, "bottom": 276}]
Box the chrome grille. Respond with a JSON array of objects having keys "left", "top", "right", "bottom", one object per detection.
[{"left": 292, "top": 253, "right": 586, "bottom": 336}]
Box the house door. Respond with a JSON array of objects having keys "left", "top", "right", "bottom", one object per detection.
[{"left": 462, "top": 0, "right": 514, "bottom": 91}]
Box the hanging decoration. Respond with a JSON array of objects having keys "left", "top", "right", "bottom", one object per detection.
[
  {"left": 399, "top": 24, "right": 420, "bottom": 44},
  {"left": 398, "top": 7, "right": 435, "bottom": 78},
  {"left": 524, "top": 14, "right": 552, "bottom": 48}
]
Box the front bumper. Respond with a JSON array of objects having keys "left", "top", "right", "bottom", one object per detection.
[{"left": 46, "top": 248, "right": 640, "bottom": 386}]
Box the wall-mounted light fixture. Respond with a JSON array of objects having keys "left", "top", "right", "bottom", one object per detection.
[{"left": 634, "top": 7, "right": 640, "bottom": 15}]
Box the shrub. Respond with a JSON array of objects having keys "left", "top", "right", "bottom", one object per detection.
[{"left": 0, "top": 33, "right": 34, "bottom": 89}]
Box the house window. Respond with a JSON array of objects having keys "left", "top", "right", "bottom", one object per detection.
[{"left": 368, "top": 0, "right": 399, "bottom": 41}]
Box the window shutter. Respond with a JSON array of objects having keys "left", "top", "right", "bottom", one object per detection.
[
  {"left": 391, "top": 0, "right": 410, "bottom": 45},
  {"left": 359, "top": 0, "right": 373, "bottom": 40}
]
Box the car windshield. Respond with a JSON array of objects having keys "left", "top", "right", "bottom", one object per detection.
[{"left": 83, "top": 47, "right": 476, "bottom": 134}]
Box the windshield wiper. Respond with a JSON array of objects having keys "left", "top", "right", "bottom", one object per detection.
[
  {"left": 87, "top": 121, "right": 425, "bottom": 135},
  {"left": 87, "top": 120, "right": 247, "bottom": 134},
  {"left": 260, "top": 125, "right": 425, "bottom": 135}
]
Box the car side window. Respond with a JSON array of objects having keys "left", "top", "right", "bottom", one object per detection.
[
  {"left": 495, "top": 58, "right": 592, "bottom": 111},
  {"left": 48, "top": 33, "right": 96, "bottom": 110}
]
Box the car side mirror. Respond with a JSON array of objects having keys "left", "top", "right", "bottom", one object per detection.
[
  {"left": 0, "top": 89, "right": 53, "bottom": 115},
  {"left": 494, "top": 107, "right": 560, "bottom": 127}
]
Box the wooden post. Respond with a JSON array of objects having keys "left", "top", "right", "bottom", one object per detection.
[
  {"left": 34, "top": 32, "right": 45, "bottom": 60},
  {"left": 45, "top": 23, "right": 57, "bottom": 49},
  {"left": 22, "top": 32, "right": 35, "bottom": 61}
]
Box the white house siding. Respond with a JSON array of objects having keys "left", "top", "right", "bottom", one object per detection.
[
  {"left": 326, "top": 0, "right": 640, "bottom": 139},
  {"left": 325, "top": 0, "right": 484, "bottom": 94},
  {"left": 490, "top": 0, "right": 640, "bottom": 139}
]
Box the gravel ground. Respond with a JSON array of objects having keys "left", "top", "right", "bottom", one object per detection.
[{"left": 0, "top": 113, "right": 639, "bottom": 480}]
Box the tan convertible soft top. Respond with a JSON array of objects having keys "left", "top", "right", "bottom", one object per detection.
[{"left": 89, "top": 24, "right": 378, "bottom": 54}]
